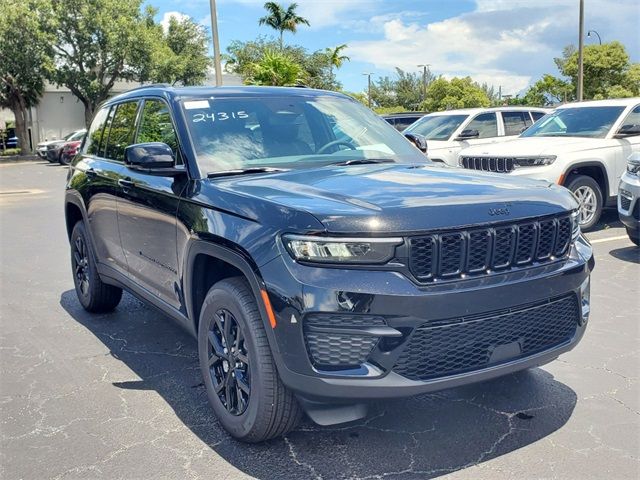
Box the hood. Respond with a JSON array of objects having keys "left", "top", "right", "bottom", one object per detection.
[
  {"left": 208, "top": 163, "right": 577, "bottom": 234},
  {"left": 37, "top": 139, "right": 62, "bottom": 147},
  {"left": 424, "top": 140, "right": 452, "bottom": 151},
  {"left": 460, "top": 136, "right": 607, "bottom": 157}
]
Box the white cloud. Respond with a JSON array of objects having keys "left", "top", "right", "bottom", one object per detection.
[{"left": 160, "top": 11, "right": 190, "bottom": 31}]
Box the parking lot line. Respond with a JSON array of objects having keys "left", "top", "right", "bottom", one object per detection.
[{"left": 589, "top": 235, "right": 630, "bottom": 244}]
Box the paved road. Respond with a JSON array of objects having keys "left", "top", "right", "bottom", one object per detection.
[{"left": 1, "top": 161, "right": 638, "bottom": 480}]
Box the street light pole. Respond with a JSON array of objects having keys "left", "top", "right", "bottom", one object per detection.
[
  {"left": 577, "top": 0, "right": 585, "bottom": 101},
  {"left": 587, "top": 30, "right": 602, "bottom": 45},
  {"left": 363, "top": 73, "right": 373, "bottom": 108},
  {"left": 417, "top": 64, "right": 431, "bottom": 103},
  {"left": 209, "top": 0, "right": 223, "bottom": 86}
]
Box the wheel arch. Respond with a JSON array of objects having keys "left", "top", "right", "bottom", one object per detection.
[
  {"left": 65, "top": 192, "right": 89, "bottom": 240},
  {"left": 561, "top": 161, "right": 610, "bottom": 199}
]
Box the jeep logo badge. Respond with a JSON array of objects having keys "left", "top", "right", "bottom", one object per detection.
[{"left": 488, "top": 207, "right": 510, "bottom": 216}]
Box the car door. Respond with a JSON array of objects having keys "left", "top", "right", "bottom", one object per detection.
[
  {"left": 613, "top": 104, "right": 640, "bottom": 186},
  {"left": 73, "top": 104, "right": 129, "bottom": 276},
  {"left": 116, "top": 97, "right": 187, "bottom": 310},
  {"left": 455, "top": 112, "right": 500, "bottom": 151},
  {"left": 500, "top": 111, "right": 532, "bottom": 139}
]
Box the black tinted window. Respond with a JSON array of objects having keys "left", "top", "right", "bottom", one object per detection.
[
  {"left": 137, "top": 99, "right": 181, "bottom": 163},
  {"left": 84, "top": 107, "right": 111, "bottom": 155},
  {"left": 502, "top": 111, "right": 530, "bottom": 136},
  {"left": 531, "top": 111, "right": 546, "bottom": 122},
  {"left": 104, "top": 101, "right": 139, "bottom": 162},
  {"left": 621, "top": 105, "right": 640, "bottom": 128},
  {"left": 467, "top": 113, "right": 498, "bottom": 138}
]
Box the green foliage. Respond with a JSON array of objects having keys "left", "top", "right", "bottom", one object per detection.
[
  {"left": 244, "top": 49, "right": 303, "bottom": 86},
  {"left": 150, "top": 15, "right": 211, "bottom": 86},
  {"left": 420, "top": 77, "right": 491, "bottom": 111},
  {"left": 258, "top": 2, "right": 310, "bottom": 49},
  {"left": 224, "top": 37, "right": 341, "bottom": 90},
  {"left": 374, "top": 106, "right": 408, "bottom": 115},
  {"left": 342, "top": 91, "right": 368, "bottom": 106},
  {"left": 370, "top": 68, "right": 432, "bottom": 110},
  {"left": 0, "top": 0, "right": 52, "bottom": 153},
  {"left": 523, "top": 74, "right": 574, "bottom": 106},
  {"left": 325, "top": 44, "right": 350, "bottom": 70},
  {"left": 0, "top": 148, "right": 21, "bottom": 156}
]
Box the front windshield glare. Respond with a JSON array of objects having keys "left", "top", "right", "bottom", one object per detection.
[
  {"left": 520, "top": 106, "right": 625, "bottom": 139},
  {"left": 181, "top": 95, "right": 427, "bottom": 174},
  {"left": 404, "top": 114, "right": 468, "bottom": 141}
]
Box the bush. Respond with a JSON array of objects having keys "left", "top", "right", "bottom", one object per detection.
[
  {"left": 374, "top": 106, "right": 408, "bottom": 115},
  {"left": 0, "top": 148, "right": 21, "bottom": 156}
]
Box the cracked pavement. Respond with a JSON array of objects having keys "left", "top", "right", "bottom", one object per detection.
[{"left": 1, "top": 161, "right": 639, "bottom": 479}]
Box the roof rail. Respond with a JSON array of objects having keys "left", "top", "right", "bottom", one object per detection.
[{"left": 124, "top": 83, "right": 172, "bottom": 93}]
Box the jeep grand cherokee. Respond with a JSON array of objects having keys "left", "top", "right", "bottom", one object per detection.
[{"left": 65, "top": 86, "right": 594, "bottom": 442}]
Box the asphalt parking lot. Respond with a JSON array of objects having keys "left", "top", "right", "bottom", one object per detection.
[{"left": 1, "top": 160, "right": 638, "bottom": 480}]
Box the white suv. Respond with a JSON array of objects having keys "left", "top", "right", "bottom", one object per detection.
[
  {"left": 458, "top": 98, "right": 640, "bottom": 230},
  {"left": 403, "top": 106, "right": 550, "bottom": 166}
]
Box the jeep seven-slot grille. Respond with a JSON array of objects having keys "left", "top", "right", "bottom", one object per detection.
[
  {"left": 409, "top": 214, "right": 572, "bottom": 282},
  {"left": 461, "top": 156, "right": 516, "bottom": 172},
  {"left": 393, "top": 294, "right": 579, "bottom": 381}
]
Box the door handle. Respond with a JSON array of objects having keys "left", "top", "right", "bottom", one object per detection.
[
  {"left": 118, "top": 179, "right": 134, "bottom": 188},
  {"left": 85, "top": 168, "right": 97, "bottom": 178}
]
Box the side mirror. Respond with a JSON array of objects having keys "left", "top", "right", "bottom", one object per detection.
[
  {"left": 455, "top": 129, "right": 480, "bottom": 140},
  {"left": 124, "top": 142, "right": 177, "bottom": 173},
  {"left": 614, "top": 124, "right": 640, "bottom": 138},
  {"left": 404, "top": 132, "right": 428, "bottom": 153}
]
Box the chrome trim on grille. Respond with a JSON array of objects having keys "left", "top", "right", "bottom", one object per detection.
[{"left": 461, "top": 156, "right": 515, "bottom": 173}]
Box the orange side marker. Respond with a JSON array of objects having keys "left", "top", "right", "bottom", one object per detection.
[{"left": 260, "top": 289, "right": 277, "bottom": 328}]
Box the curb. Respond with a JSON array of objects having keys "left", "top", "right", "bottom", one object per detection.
[{"left": 0, "top": 155, "right": 44, "bottom": 163}]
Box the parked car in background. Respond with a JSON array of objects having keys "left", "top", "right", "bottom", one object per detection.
[
  {"left": 66, "top": 85, "right": 593, "bottom": 442},
  {"left": 459, "top": 99, "right": 640, "bottom": 230},
  {"left": 6, "top": 136, "right": 19, "bottom": 149},
  {"left": 46, "top": 129, "right": 86, "bottom": 163},
  {"left": 403, "top": 107, "right": 550, "bottom": 166},
  {"left": 382, "top": 112, "right": 428, "bottom": 131},
  {"left": 59, "top": 133, "right": 86, "bottom": 165},
  {"left": 618, "top": 152, "right": 640, "bottom": 245}
]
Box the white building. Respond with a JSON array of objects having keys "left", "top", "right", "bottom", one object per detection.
[{"left": 1, "top": 73, "right": 243, "bottom": 149}]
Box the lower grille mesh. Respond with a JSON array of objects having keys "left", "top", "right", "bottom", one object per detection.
[{"left": 394, "top": 294, "right": 579, "bottom": 381}]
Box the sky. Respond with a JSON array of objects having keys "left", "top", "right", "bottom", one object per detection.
[{"left": 149, "top": 0, "right": 640, "bottom": 95}]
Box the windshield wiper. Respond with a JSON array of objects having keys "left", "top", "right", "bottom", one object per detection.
[
  {"left": 331, "top": 158, "right": 395, "bottom": 166},
  {"left": 207, "top": 167, "right": 288, "bottom": 179}
]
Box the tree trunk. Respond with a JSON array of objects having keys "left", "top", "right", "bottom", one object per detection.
[
  {"left": 10, "top": 99, "right": 31, "bottom": 155},
  {"left": 279, "top": 31, "right": 283, "bottom": 50},
  {"left": 83, "top": 101, "right": 95, "bottom": 129}
]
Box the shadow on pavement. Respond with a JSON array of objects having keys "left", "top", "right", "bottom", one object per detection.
[
  {"left": 61, "top": 289, "right": 577, "bottom": 479},
  {"left": 610, "top": 246, "right": 640, "bottom": 264}
]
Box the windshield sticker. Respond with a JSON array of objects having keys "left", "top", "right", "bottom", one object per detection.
[
  {"left": 184, "top": 100, "right": 210, "bottom": 110},
  {"left": 192, "top": 111, "right": 249, "bottom": 122}
]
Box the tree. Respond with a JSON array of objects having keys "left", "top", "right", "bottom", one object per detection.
[
  {"left": 244, "top": 49, "right": 303, "bottom": 86},
  {"left": 421, "top": 77, "right": 491, "bottom": 111},
  {"left": 150, "top": 15, "right": 211, "bottom": 86},
  {"left": 325, "top": 44, "right": 350, "bottom": 74},
  {"left": 44, "top": 0, "right": 159, "bottom": 127},
  {"left": 523, "top": 74, "right": 574, "bottom": 106},
  {"left": 0, "top": 0, "right": 51, "bottom": 154},
  {"left": 258, "top": 2, "right": 310, "bottom": 49},
  {"left": 224, "top": 37, "right": 340, "bottom": 90},
  {"left": 370, "top": 68, "right": 429, "bottom": 110}
]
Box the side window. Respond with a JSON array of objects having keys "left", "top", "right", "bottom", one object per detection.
[
  {"left": 502, "top": 111, "right": 529, "bottom": 136},
  {"left": 84, "top": 106, "right": 111, "bottom": 155},
  {"left": 137, "top": 99, "right": 182, "bottom": 163},
  {"left": 103, "top": 101, "right": 139, "bottom": 162},
  {"left": 531, "top": 111, "right": 546, "bottom": 122},
  {"left": 466, "top": 113, "right": 498, "bottom": 138},
  {"left": 620, "top": 105, "right": 640, "bottom": 128}
]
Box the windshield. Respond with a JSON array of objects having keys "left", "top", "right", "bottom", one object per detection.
[
  {"left": 181, "top": 95, "right": 427, "bottom": 174},
  {"left": 67, "top": 130, "right": 85, "bottom": 142},
  {"left": 520, "top": 106, "right": 625, "bottom": 139},
  {"left": 403, "top": 114, "right": 468, "bottom": 140}
]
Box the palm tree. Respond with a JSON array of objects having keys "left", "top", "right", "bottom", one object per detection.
[
  {"left": 258, "top": 2, "right": 310, "bottom": 49},
  {"left": 325, "top": 44, "right": 350, "bottom": 74}
]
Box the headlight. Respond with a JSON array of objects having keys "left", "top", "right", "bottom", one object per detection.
[
  {"left": 512, "top": 156, "right": 556, "bottom": 168},
  {"left": 627, "top": 161, "right": 640, "bottom": 176},
  {"left": 282, "top": 235, "right": 402, "bottom": 264},
  {"left": 571, "top": 210, "right": 580, "bottom": 240}
]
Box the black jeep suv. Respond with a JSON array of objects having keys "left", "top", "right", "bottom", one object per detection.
[{"left": 65, "top": 86, "right": 594, "bottom": 442}]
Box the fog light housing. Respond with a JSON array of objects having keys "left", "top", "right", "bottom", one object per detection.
[{"left": 579, "top": 276, "right": 590, "bottom": 325}]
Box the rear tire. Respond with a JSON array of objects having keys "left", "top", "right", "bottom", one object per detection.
[
  {"left": 70, "top": 221, "right": 122, "bottom": 312},
  {"left": 197, "top": 277, "right": 302, "bottom": 442},
  {"left": 626, "top": 227, "right": 640, "bottom": 246},
  {"left": 566, "top": 175, "right": 603, "bottom": 232}
]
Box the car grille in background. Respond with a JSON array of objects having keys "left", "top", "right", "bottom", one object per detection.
[
  {"left": 303, "top": 314, "right": 384, "bottom": 368},
  {"left": 409, "top": 214, "right": 572, "bottom": 282},
  {"left": 461, "top": 156, "right": 516, "bottom": 172},
  {"left": 620, "top": 191, "right": 632, "bottom": 211},
  {"left": 394, "top": 294, "right": 579, "bottom": 381}
]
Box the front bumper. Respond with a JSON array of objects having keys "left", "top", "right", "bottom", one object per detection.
[
  {"left": 618, "top": 172, "right": 640, "bottom": 231},
  {"left": 259, "top": 235, "right": 594, "bottom": 402}
]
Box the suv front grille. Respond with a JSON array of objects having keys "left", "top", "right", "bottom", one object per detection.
[
  {"left": 620, "top": 190, "right": 632, "bottom": 211},
  {"left": 394, "top": 294, "right": 579, "bottom": 381},
  {"left": 461, "top": 156, "right": 515, "bottom": 173},
  {"left": 409, "top": 214, "right": 572, "bottom": 282}
]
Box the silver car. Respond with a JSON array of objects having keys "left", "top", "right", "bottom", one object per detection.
[{"left": 618, "top": 152, "right": 640, "bottom": 246}]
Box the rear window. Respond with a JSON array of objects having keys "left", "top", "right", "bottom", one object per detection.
[{"left": 103, "top": 101, "right": 140, "bottom": 162}]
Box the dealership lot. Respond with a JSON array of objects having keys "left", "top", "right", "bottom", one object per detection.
[{"left": 1, "top": 161, "right": 638, "bottom": 480}]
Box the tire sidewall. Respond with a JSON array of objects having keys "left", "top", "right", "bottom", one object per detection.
[
  {"left": 197, "top": 285, "right": 266, "bottom": 439},
  {"left": 567, "top": 176, "right": 603, "bottom": 231},
  {"left": 70, "top": 221, "right": 98, "bottom": 309}
]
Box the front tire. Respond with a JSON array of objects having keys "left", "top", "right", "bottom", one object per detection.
[
  {"left": 197, "top": 277, "right": 302, "bottom": 442},
  {"left": 566, "top": 175, "right": 603, "bottom": 232},
  {"left": 626, "top": 227, "right": 640, "bottom": 246},
  {"left": 70, "top": 221, "right": 122, "bottom": 312}
]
